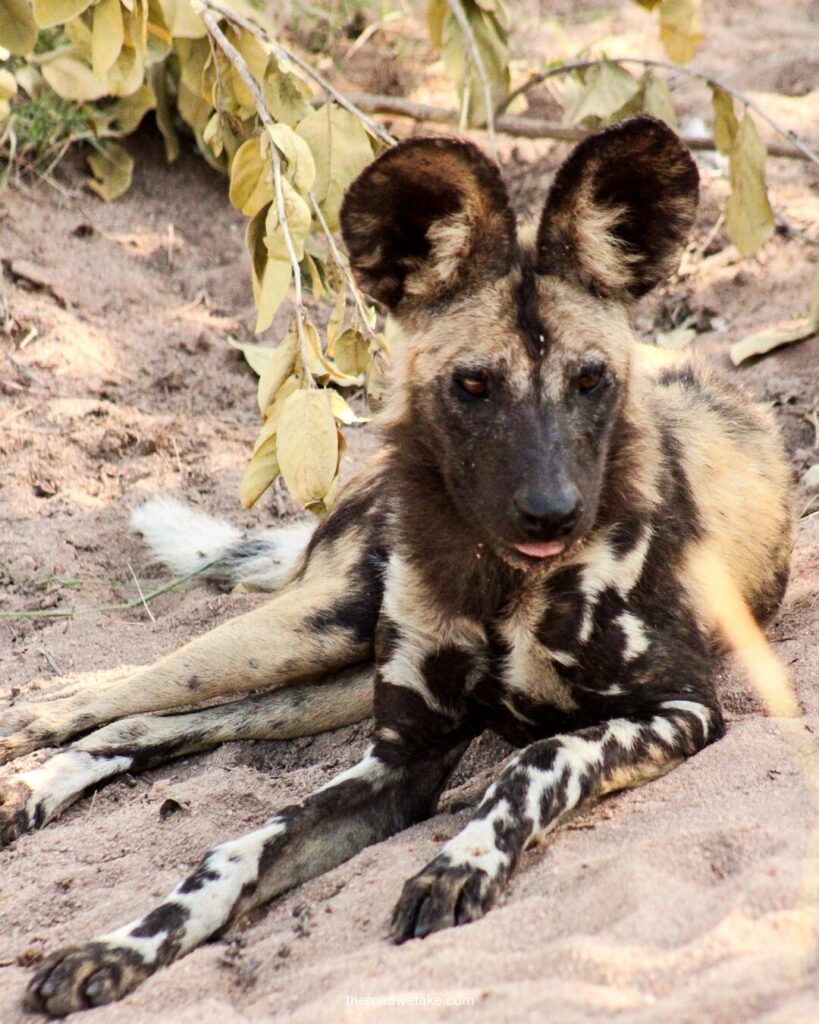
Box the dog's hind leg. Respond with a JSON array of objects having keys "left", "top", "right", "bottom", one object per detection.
[
  {"left": 0, "top": 496, "right": 385, "bottom": 764},
  {"left": 0, "top": 664, "right": 374, "bottom": 848}
]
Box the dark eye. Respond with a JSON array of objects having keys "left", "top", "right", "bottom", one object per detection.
[
  {"left": 576, "top": 364, "right": 606, "bottom": 395},
  {"left": 454, "top": 371, "right": 490, "bottom": 400}
]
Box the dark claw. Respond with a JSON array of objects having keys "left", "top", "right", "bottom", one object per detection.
[
  {"left": 390, "top": 856, "right": 500, "bottom": 943},
  {"left": 26, "top": 943, "right": 152, "bottom": 1017},
  {"left": 0, "top": 780, "right": 34, "bottom": 849}
]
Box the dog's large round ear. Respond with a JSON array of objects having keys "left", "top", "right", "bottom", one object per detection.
[
  {"left": 536, "top": 116, "right": 699, "bottom": 298},
  {"left": 340, "top": 137, "right": 517, "bottom": 314}
]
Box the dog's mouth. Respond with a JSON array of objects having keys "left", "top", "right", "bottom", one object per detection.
[{"left": 513, "top": 540, "right": 566, "bottom": 559}]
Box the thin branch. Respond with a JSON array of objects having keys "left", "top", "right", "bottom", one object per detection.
[
  {"left": 497, "top": 57, "right": 819, "bottom": 166},
  {"left": 200, "top": 7, "right": 313, "bottom": 382},
  {"left": 446, "top": 0, "right": 497, "bottom": 161},
  {"left": 348, "top": 93, "right": 813, "bottom": 161},
  {"left": 200, "top": 0, "right": 395, "bottom": 146},
  {"left": 308, "top": 192, "right": 377, "bottom": 337}
]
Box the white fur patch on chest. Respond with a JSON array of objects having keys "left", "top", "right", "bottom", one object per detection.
[
  {"left": 498, "top": 588, "right": 576, "bottom": 712},
  {"left": 575, "top": 528, "right": 652, "bottom": 643}
]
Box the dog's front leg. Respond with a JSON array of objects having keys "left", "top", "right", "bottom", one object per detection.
[
  {"left": 25, "top": 741, "right": 465, "bottom": 1017},
  {"left": 391, "top": 697, "right": 724, "bottom": 941}
]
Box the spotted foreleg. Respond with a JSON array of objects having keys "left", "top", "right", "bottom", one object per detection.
[
  {"left": 0, "top": 664, "right": 374, "bottom": 849},
  {"left": 391, "top": 698, "right": 724, "bottom": 941},
  {"left": 26, "top": 739, "right": 465, "bottom": 1016}
]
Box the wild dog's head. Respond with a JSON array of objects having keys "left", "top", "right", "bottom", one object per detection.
[{"left": 340, "top": 117, "right": 698, "bottom": 570}]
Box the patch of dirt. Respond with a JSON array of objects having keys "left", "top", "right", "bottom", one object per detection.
[{"left": 1, "top": 2, "right": 818, "bottom": 1022}]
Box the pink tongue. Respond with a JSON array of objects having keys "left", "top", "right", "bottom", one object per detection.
[{"left": 515, "top": 540, "right": 565, "bottom": 559}]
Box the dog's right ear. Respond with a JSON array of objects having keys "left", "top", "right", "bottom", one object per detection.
[{"left": 340, "top": 137, "right": 517, "bottom": 314}]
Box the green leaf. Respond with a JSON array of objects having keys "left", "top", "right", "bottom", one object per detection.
[
  {"left": 659, "top": 0, "right": 703, "bottom": 65},
  {"left": 0, "top": 0, "right": 38, "bottom": 55},
  {"left": 725, "top": 114, "right": 774, "bottom": 258},
  {"left": 296, "top": 103, "right": 374, "bottom": 231},
  {"left": 32, "top": 0, "right": 94, "bottom": 29},
  {"left": 87, "top": 142, "right": 134, "bottom": 201},
  {"left": 711, "top": 85, "right": 738, "bottom": 154},
  {"left": 564, "top": 61, "right": 640, "bottom": 125}
]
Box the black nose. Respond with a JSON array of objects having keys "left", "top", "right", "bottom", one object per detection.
[{"left": 514, "top": 485, "right": 582, "bottom": 538}]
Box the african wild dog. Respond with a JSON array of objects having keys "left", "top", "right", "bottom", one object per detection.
[{"left": 0, "top": 116, "right": 793, "bottom": 1016}]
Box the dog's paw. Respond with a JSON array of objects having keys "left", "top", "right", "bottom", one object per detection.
[
  {"left": 389, "top": 855, "right": 501, "bottom": 943},
  {"left": 0, "top": 778, "right": 37, "bottom": 848},
  {"left": 25, "top": 942, "right": 153, "bottom": 1017}
]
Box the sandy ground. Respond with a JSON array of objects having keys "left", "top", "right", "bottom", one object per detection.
[{"left": 1, "top": 1, "right": 819, "bottom": 1021}]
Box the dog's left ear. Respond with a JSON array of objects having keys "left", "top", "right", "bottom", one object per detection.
[{"left": 536, "top": 116, "right": 699, "bottom": 298}]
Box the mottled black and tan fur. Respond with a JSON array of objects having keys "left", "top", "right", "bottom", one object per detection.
[{"left": 0, "top": 117, "right": 793, "bottom": 1017}]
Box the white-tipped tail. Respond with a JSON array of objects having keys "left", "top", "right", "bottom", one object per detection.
[{"left": 129, "top": 495, "right": 314, "bottom": 591}]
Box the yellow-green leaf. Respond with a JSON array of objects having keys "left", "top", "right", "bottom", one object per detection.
[
  {"left": 229, "top": 136, "right": 274, "bottom": 216},
  {"left": 92, "top": 0, "right": 124, "bottom": 78},
  {"left": 0, "top": 68, "right": 17, "bottom": 102},
  {"left": 439, "top": 3, "right": 510, "bottom": 127},
  {"left": 711, "top": 85, "right": 738, "bottom": 154},
  {"left": 296, "top": 103, "right": 374, "bottom": 231},
  {"left": 42, "top": 52, "right": 109, "bottom": 101},
  {"left": 277, "top": 389, "right": 339, "bottom": 509},
  {"left": 32, "top": 0, "right": 93, "bottom": 29},
  {"left": 730, "top": 322, "right": 816, "bottom": 366},
  {"left": 105, "top": 46, "right": 146, "bottom": 98},
  {"left": 334, "top": 328, "right": 370, "bottom": 377},
  {"left": 326, "top": 287, "right": 346, "bottom": 351},
  {"left": 101, "top": 82, "right": 155, "bottom": 134},
  {"left": 264, "top": 178, "right": 311, "bottom": 262},
  {"left": 257, "top": 324, "right": 298, "bottom": 412},
  {"left": 262, "top": 56, "right": 313, "bottom": 127},
  {"left": 157, "top": 0, "right": 206, "bottom": 37},
  {"left": 149, "top": 62, "right": 179, "bottom": 161},
  {"left": 175, "top": 36, "right": 212, "bottom": 135},
  {"left": 640, "top": 71, "right": 677, "bottom": 128},
  {"left": 267, "top": 123, "right": 316, "bottom": 195},
  {"left": 725, "top": 114, "right": 774, "bottom": 258},
  {"left": 329, "top": 390, "right": 368, "bottom": 425},
  {"left": 87, "top": 142, "right": 134, "bottom": 201},
  {"left": 247, "top": 204, "right": 292, "bottom": 334},
  {"left": 564, "top": 61, "right": 640, "bottom": 125},
  {"left": 659, "top": 0, "right": 703, "bottom": 65},
  {"left": 239, "top": 433, "right": 279, "bottom": 508},
  {"left": 730, "top": 263, "right": 819, "bottom": 365},
  {"left": 0, "top": 0, "right": 38, "bottom": 55}
]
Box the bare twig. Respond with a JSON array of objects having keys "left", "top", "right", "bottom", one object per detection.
[
  {"left": 496, "top": 57, "right": 819, "bottom": 166},
  {"left": 199, "top": 0, "right": 395, "bottom": 146},
  {"left": 308, "top": 192, "right": 376, "bottom": 337},
  {"left": 446, "top": 0, "right": 498, "bottom": 161},
  {"left": 127, "top": 562, "right": 157, "bottom": 625},
  {"left": 347, "top": 93, "right": 813, "bottom": 161},
  {"left": 0, "top": 561, "right": 220, "bottom": 621},
  {"left": 200, "top": 7, "right": 313, "bottom": 381}
]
